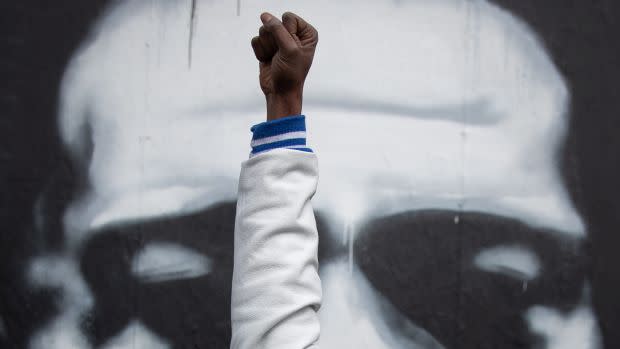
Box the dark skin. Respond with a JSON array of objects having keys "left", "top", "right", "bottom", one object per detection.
[{"left": 251, "top": 12, "right": 319, "bottom": 121}]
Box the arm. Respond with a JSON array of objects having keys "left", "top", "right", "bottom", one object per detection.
[
  {"left": 230, "top": 12, "right": 321, "bottom": 349},
  {"left": 231, "top": 133, "right": 321, "bottom": 349}
]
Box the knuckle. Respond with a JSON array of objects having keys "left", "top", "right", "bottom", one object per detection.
[{"left": 288, "top": 46, "right": 302, "bottom": 56}]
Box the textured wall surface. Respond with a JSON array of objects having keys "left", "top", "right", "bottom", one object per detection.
[{"left": 1, "top": 1, "right": 619, "bottom": 348}]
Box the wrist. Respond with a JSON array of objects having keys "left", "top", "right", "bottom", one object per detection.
[{"left": 265, "top": 91, "right": 302, "bottom": 121}]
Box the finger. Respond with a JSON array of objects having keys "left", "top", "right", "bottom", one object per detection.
[
  {"left": 258, "top": 25, "right": 277, "bottom": 59},
  {"left": 251, "top": 36, "right": 269, "bottom": 62},
  {"left": 260, "top": 12, "right": 297, "bottom": 53},
  {"left": 282, "top": 11, "right": 318, "bottom": 46},
  {"left": 281, "top": 12, "right": 301, "bottom": 45}
]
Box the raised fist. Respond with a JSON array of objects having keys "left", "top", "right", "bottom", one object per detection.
[{"left": 251, "top": 12, "right": 319, "bottom": 120}]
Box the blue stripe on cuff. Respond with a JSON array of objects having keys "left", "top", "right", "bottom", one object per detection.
[
  {"left": 249, "top": 115, "right": 313, "bottom": 156},
  {"left": 251, "top": 115, "right": 306, "bottom": 140},
  {"left": 288, "top": 147, "right": 313, "bottom": 153}
]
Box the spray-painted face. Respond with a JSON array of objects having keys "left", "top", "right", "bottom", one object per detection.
[{"left": 28, "top": 0, "right": 601, "bottom": 348}]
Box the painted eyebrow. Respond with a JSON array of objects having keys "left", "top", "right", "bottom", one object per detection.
[
  {"left": 473, "top": 245, "right": 542, "bottom": 281},
  {"left": 188, "top": 97, "right": 501, "bottom": 126}
]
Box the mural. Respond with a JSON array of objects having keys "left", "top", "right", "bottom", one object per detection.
[{"left": 1, "top": 0, "right": 619, "bottom": 348}]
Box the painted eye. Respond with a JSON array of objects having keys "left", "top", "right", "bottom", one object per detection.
[
  {"left": 473, "top": 245, "right": 541, "bottom": 281},
  {"left": 131, "top": 242, "right": 212, "bottom": 283}
]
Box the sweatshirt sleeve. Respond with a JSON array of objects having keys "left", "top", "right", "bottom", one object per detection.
[{"left": 230, "top": 115, "right": 321, "bottom": 349}]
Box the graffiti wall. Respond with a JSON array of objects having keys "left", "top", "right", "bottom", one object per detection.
[{"left": 1, "top": 0, "right": 619, "bottom": 348}]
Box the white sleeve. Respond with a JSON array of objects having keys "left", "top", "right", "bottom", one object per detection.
[{"left": 230, "top": 146, "right": 321, "bottom": 348}]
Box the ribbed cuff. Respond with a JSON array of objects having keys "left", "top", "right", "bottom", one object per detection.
[{"left": 249, "top": 115, "right": 313, "bottom": 158}]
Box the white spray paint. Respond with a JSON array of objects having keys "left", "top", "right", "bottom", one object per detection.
[
  {"left": 58, "top": 0, "right": 581, "bottom": 238},
  {"left": 100, "top": 320, "right": 171, "bottom": 349},
  {"left": 131, "top": 242, "right": 212, "bottom": 282},
  {"left": 474, "top": 245, "right": 541, "bottom": 281},
  {"left": 526, "top": 305, "right": 602, "bottom": 349},
  {"left": 28, "top": 256, "right": 93, "bottom": 349}
]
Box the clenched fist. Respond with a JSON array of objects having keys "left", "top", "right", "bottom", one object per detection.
[{"left": 251, "top": 12, "right": 319, "bottom": 120}]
